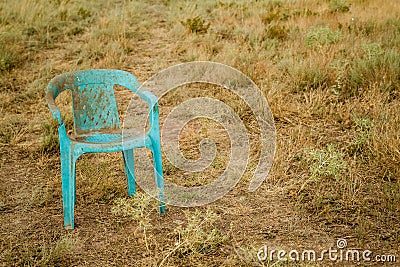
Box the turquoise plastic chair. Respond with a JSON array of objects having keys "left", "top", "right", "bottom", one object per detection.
[{"left": 45, "top": 69, "right": 165, "bottom": 229}]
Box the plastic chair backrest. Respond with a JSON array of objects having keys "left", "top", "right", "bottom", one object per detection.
[
  {"left": 47, "top": 70, "right": 141, "bottom": 135},
  {"left": 71, "top": 82, "right": 120, "bottom": 134}
]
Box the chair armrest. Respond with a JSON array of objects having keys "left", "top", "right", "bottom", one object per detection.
[
  {"left": 138, "top": 89, "right": 158, "bottom": 108},
  {"left": 136, "top": 89, "right": 161, "bottom": 133},
  {"left": 45, "top": 91, "right": 64, "bottom": 125}
]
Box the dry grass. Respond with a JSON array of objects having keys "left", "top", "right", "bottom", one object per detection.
[{"left": 1, "top": 0, "right": 399, "bottom": 266}]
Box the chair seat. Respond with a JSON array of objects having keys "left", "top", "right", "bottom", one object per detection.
[{"left": 69, "top": 128, "right": 151, "bottom": 150}]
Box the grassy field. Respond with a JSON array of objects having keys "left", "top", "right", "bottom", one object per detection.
[{"left": 1, "top": 0, "right": 399, "bottom": 266}]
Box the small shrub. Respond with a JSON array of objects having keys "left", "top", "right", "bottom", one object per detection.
[
  {"left": 306, "top": 26, "right": 342, "bottom": 48},
  {"left": 0, "top": 117, "right": 26, "bottom": 144},
  {"left": 297, "top": 67, "right": 328, "bottom": 91},
  {"left": 58, "top": 9, "right": 68, "bottom": 21},
  {"left": 68, "top": 26, "right": 84, "bottom": 36},
  {"left": 329, "top": 59, "right": 350, "bottom": 94},
  {"left": 279, "top": 59, "right": 329, "bottom": 92},
  {"left": 348, "top": 49, "right": 400, "bottom": 94},
  {"left": 77, "top": 7, "right": 91, "bottom": 20},
  {"left": 292, "top": 8, "right": 318, "bottom": 17},
  {"left": 0, "top": 48, "right": 17, "bottom": 72},
  {"left": 111, "top": 194, "right": 154, "bottom": 223},
  {"left": 41, "top": 119, "right": 59, "bottom": 153},
  {"left": 24, "top": 26, "right": 38, "bottom": 37},
  {"left": 362, "top": 42, "right": 384, "bottom": 60},
  {"left": 265, "top": 24, "right": 288, "bottom": 40},
  {"left": 40, "top": 236, "right": 77, "bottom": 265},
  {"left": 348, "top": 115, "right": 373, "bottom": 158},
  {"left": 112, "top": 194, "right": 155, "bottom": 250},
  {"left": 262, "top": 10, "right": 282, "bottom": 25},
  {"left": 329, "top": 0, "right": 350, "bottom": 13},
  {"left": 181, "top": 16, "right": 210, "bottom": 34},
  {"left": 304, "top": 144, "right": 346, "bottom": 183},
  {"left": 172, "top": 208, "right": 226, "bottom": 256},
  {"left": 347, "top": 20, "right": 377, "bottom": 36},
  {"left": 357, "top": 20, "right": 376, "bottom": 36}
]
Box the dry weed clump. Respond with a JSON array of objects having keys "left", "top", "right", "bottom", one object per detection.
[{"left": 159, "top": 208, "right": 227, "bottom": 266}]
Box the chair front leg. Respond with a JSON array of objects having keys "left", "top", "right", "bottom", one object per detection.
[
  {"left": 123, "top": 149, "right": 136, "bottom": 196},
  {"left": 60, "top": 143, "right": 76, "bottom": 230},
  {"left": 151, "top": 140, "right": 166, "bottom": 214}
]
